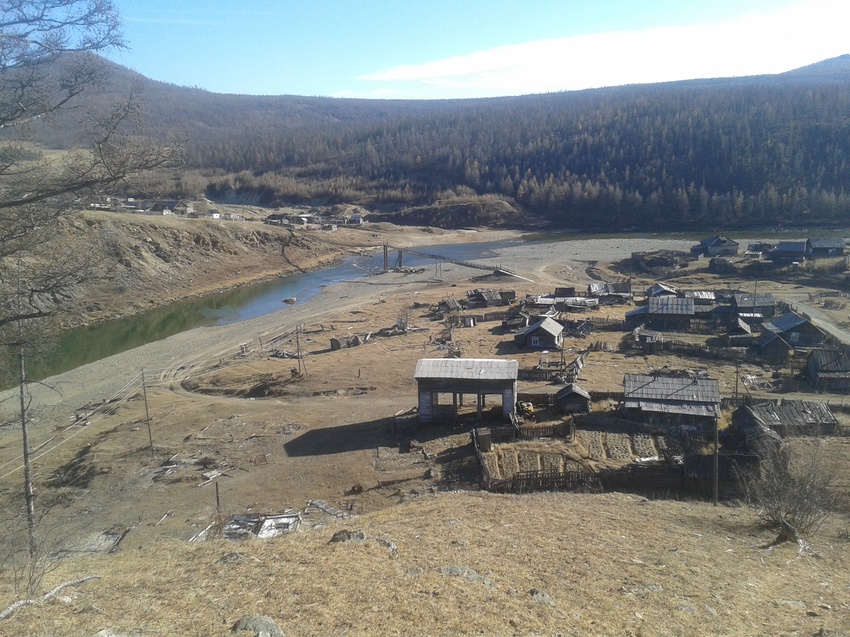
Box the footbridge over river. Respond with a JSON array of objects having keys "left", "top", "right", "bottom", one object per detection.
[{"left": 383, "top": 244, "right": 533, "bottom": 282}]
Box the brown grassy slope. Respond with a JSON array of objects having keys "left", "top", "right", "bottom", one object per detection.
[{"left": 3, "top": 492, "right": 848, "bottom": 636}]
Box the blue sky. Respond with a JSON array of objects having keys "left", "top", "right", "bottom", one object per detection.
[{"left": 108, "top": 0, "right": 849, "bottom": 99}]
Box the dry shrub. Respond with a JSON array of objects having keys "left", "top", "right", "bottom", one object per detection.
[{"left": 738, "top": 437, "right": 845, "bottom": 536}]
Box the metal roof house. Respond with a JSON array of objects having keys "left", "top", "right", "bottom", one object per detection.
[
  {"left": 414, "top": 358, "right": 518, "bottom": 424},
  {"left": 622, "top": 373, "right": 721, "bottom": 428}
]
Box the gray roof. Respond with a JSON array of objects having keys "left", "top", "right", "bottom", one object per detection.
[
  {"left": 648, "top": 296, "right": 695, "bottom": 315},
  {"left": 807, "top": 348, "right": 850, "bottom": 373},
  {"left": 623, "top": 374, "right": 720, "bottom": 417},
  {"left": 647, "top": 282, "right": 677, "bottom": 296},
  {"left": 555, "top": 383, "right": 591, "bottom": 401},
  {"left": 698, "top": 236, "right": 739, "bottom": 247},
  {"left": 624, "top": 374, "right": 720, "bottom": 403},
  {"left": 743, "top": 401, "right": 837, "bottom": 429},
  {"left": 808, "top": 237, "right": 845, "bottom": 249},
  {"left": 515, "top": 316, "right": 563, "bottom": 339},
  {"left": 682, "top": 290, "right": 716, "bottom": 301},
  {"left": 733, "top": 293, "right": 775, "bottom": 308},
  {"left": 773, "top": 240, "right": 808, "bottom": 253},
  {"left": 763, "top": 311, "right": 815, "bottom": 335},
  {"left": 415, "top": 358, "right": 518, "bottom": 381}
]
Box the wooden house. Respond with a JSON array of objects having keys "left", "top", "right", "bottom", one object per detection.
[
  {"left": 626, "top": 296, "right": 695, "bottom": 330},
  {"left": 514, "top": 317, "right": 563, "bottom": 350},
  {"left": 732, "top": 293, "right": 775, "bottom": 319},
  {"left": 769, "top": 240, "right": 808, "bottom": 263},
  {"left": 622, "top": 373, "right": 721, "bottom": 430},
  {"left": 761, "top": 311, "right": 825, "bottom": 349},
  {"left": 646, "top": 282, "right": 677, "bottom": 297},
  {"left": 415, "top": 358, "right": 518, "bottom": 424},
  {"left": 691, "top": 236, "right": 739, "bottom": 257},
  {"left": 554, "top": 286, "right": 577, "bottom": 297},
  {"left": 469, "top": 288, "right": 504, "bottom": 307},
  {"left": 733, "top": 400, "right": 838, "bottom": 438},
  {"left": 805, "top": 348, "right": 850, "bottom": 391},
  {"left": 807, "top": 237, "right": 846, "bottom": 258},
  {"left": 555, "top": 384, "right": 591, "bottom": 414},
  {"left": 726, "top": 317, "right": 754, "bottom": 346}
]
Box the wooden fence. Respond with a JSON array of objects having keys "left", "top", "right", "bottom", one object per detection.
[
  {"left": 516, "top": 391, "right": 557, "bottom": 406},
  {"left": 518, "top": 368, "right": 566, "bottom": 382},
  {"left": 587, "top": 317, "right": 628, "bottom": 331},
  {"left": 518, "top": 421, "right": 573, "bottom": 440},
  {"left": 493, "top": 469, "right": 602, "bottom": 494}
]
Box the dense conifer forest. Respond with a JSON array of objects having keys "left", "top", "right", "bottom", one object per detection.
[{"left": 35, "top": 54, "right": 850, "bottom": 230}]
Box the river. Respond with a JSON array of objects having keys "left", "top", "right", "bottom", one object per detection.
[{"left": 33, "top": 238, "right": 525, "bottom": 379}]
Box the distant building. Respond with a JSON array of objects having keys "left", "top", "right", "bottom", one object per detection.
[
  {"left": 807, "top": 237, "right": 845, "bottom": 258},
  {"left": 691, "top": 236, "right": 739, "bottom": 257},
  {"left": 769, "top": 240, "right": 808, "bottom": 263}
]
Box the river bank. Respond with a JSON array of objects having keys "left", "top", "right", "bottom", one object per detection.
[{"left": 0, "top": 234, "right": 695, "bottom": 431}]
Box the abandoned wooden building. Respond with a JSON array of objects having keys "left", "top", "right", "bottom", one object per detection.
[
  {"left": 732, "top": 400, "right": 838, "bottom": 438},
  {"left": 622, "top": 373, "right": 721, "bottom": 430},
  {"left": 414, "top": 358, "right": 518, "bottom": 424},
  {"left": 805, "top": 348, "right": 850, "bottom": 391}
]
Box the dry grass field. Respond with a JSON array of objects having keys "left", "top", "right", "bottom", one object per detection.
[
  {"left": 2, "top": 493, "right": 849, "bottom": 636},
  {"left": 3, "top": 228, "right": 850, "bottom": 635}
]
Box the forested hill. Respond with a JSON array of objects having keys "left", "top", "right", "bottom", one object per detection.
[{"left": 42, "top": 54, "right": 850, "bottom": 230}]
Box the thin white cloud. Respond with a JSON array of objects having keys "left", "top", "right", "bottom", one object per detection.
[{"left": 357, "top": 0, "right": 850, "bottom": 99}]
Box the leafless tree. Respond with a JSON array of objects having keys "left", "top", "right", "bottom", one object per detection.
[
  {"left": 0, "top": 1, "right": 182, "bottom": 557},
  {"left": 738, "top": 436, "right": 844, "bottom": 542}
]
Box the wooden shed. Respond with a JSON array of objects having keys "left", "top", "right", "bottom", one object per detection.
[
  {"left": 555, "top": 384, "right": 591, "bottom": 414},
  {"left": 415, "top": 358, "right": 518, "bottom": 424},
  {"left": 805, "top": 348, "right": 850, "bottom": 391}
]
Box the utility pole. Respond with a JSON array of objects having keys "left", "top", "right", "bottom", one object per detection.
[
  {"left": 296, "top": 324, "right": 307, "bottom": 376},
  {"left": 142, "top": 370, "right": 153, "bottom": 449},
  {"left": 19, "top": 346, "right": 37, "bottom": 557},
  {"left": 713, "top": 416, "right": 719, "bottom": 506}
]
